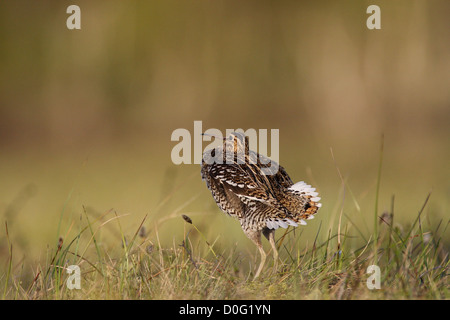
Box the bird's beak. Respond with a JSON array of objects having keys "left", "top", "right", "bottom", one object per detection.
[{"left": 201, "top": 132, "right": 226, "bottom": 141}]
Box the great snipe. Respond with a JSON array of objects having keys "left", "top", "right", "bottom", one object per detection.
[{"left": 201, "top": 132, "right": 321, "bottom": 279}]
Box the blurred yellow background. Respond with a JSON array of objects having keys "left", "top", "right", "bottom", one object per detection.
[{"left": 0, "top": 1, "right": 448, "bottom": 267}]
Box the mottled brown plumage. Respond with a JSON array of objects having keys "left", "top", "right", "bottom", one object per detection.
[{"left": 201, "top": 132, "right": 321, "bottom": 278}]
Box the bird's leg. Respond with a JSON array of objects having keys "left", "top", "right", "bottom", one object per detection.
[
  {"left": 244, "top": 229, "right": 266, "bottom": 280},
  {"left": 263, "top": 227, "right": 279, "bottom": 271}
]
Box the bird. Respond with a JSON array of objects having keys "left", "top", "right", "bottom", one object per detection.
[{"left": 201, "top": 131, "right": 321, "bottom": 279}]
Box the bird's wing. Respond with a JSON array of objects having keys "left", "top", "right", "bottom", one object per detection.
[
  {"left": 206, "top": 162, "right": 314, "bottom": 230},
  {"left": 208, "top": 163, "right": 295, "bottom": 221},
  {"left": 208, "top": 163, "right": 273, "bottom": 204},
  {"left": 270, "top": 164, "right": 294, "bottom": 189},
  {"left": 248, "top": 150, "right": 293, "bottom": 188}
]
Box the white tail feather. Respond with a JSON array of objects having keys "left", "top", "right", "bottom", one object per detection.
[
  {"left": 265, "top": 181, "right": 321, "bottom": 230},
  {"left": 265, "top": 218, "right": 298, "bottom": 230}
]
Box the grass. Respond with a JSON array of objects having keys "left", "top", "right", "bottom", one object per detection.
[
  {"left": 1, "top": 197, "right": 447, "bottom": 300},
  {"left": 1, "top": 198, "right": 448, "bottom": 299},
  {"left": 0, "top": 144, "right": 448, "bottom": 300}
]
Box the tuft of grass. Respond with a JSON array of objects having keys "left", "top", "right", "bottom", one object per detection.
[
  {"left": 373, "top": 134, "right": 384, "bottom": 265},
  {"left": 0, "top": 203, "right": 448, "bottom": 299}
]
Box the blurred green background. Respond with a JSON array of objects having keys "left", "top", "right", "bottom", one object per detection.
[{"left": 0, "top": 1, "right": 449, "bottom": 269}]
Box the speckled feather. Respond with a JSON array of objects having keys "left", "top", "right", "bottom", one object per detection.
[{"left": 201, "top": 132, "right": 321, "bottom": 233}]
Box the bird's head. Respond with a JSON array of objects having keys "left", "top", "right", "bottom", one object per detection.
[
  {"left": 224, "top": 132, "right": 249, "bottom": 158},
  {"left": 201, "top": 131, "right": 250, "bottom": 163}
]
